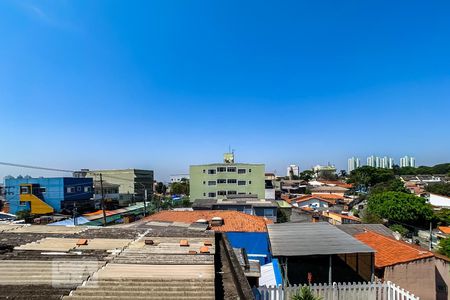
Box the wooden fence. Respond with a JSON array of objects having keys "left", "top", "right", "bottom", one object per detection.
[{"left": 256, "top": 281, "right": 419, "bottom": 300}]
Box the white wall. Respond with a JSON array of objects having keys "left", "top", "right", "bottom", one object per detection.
[{"left": 429, "top": 193, "right": 450, "bottom": 208}]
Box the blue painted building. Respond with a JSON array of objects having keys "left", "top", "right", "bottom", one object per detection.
[
  {"left": 226, "top": 232, "right": 272, "bottom": 265},
  {"left": 5, "top": 177, "right": 94, "bottom": 215}
]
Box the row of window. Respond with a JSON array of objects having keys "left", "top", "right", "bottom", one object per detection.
[
  {"left": 203, "top": 167, "right": 251, "bottom": 175},
  {"left": 203, "top": 179, "right": 252, "bottom": 186},
  {"left": 67, "top": 186, "right": 92, "bottom": 193},
  {"left": 204, "top": 191, "right": 251, "bottom": 197}
]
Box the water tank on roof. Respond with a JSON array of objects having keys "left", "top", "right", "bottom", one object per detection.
[{"left": 196, "top": 219, "right": 208, "bottom": 224}]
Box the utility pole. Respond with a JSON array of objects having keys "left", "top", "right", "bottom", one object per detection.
[
  {"left": 100, "top": 174, "right": 107, "bottom": 226},
  {"left": 429, "top": 222, "right": 433, "bottom": 251},
  {"left": 143, "top": 188, "right": 147, "bottom": 217}
]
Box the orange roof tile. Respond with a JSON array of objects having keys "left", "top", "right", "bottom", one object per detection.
[
  {"left": 439, "top": 226, "right": 450, "bottom": 234},
  {"left": 318, "top": 180, "right": 353, "bottom": 189},
  {"left": 143, "top": 210, "right": 272, "bottom": 232},
  {"left": 354, "top": 231, "right": 434, "bottom": 268},
  {"left": 312, "top": 194, "right": 345, "bottom": 200},
  {"left": 295, "top": 195, "right": 335, "bottom": 205}
]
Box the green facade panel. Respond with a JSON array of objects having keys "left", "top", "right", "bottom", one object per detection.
[{"left": 189, "top": 163, "right": 265, "bottom": 200}]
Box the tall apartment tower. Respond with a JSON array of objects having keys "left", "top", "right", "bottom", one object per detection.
[
  {"left": 367, "top": 155, "right": 394, "bottom": 169},
  {"left": 400, "top": 156, "right": 416, "bottom": 168},
  {"left": 348, "top": 157, "right": 361, "bottom": 173},
  {"left": 367, "top": 156, "right": 376, "bottom": 168},
  {"left": 286, "top": 164, "right": 300, "bottom": 177}
]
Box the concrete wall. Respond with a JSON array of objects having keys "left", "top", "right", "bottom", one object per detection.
[
  {"left": 435, "top": 257, "right": 450, "bottom": 300},
  {"left": 384, "top": 258, "right": 436, "bottom": 300},
  {"left": 190, "top": 163, "right": 265, "bottom": 200}
]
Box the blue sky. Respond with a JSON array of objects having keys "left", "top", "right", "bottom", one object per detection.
[{"left": 1, "top": 0, "right": 449, "bottom": 180}]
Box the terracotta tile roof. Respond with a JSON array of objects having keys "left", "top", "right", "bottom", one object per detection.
[
  {"left": 311, "top": 194, "right": 344, "bottom": 201},
  {"left": 354, "top": 231, "right": 434, "bottom": 268},
  {"left": 327, "top": 212, "right": 361, "bottom": 222},
  {"left": 143, "top": 210, "right": 272, "bottom": 232},
  {"left": 318, "top": 180, "right": 353, "bottom": 189},
  {"left": 439, "top": 226, "right": 450, "bottom": 234},
  {"left": 295, "top": 195, "right": 335, "bottom": 205}
]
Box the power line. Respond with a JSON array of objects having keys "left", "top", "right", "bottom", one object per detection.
[{"left": 0, "top": 161, "right": 74, "bottom": 173}]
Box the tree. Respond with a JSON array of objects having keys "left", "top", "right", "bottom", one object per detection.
[
  {"left": 438, "top": 237, "right": 450, "bottom": 258},
  {"left": 299, "top": 170, "right": 314, "bottom": 181},
  {"left": 347, "top": 166, "right": 395, "bottom": 189},
  {"left": 367, "top": 192, "right": 433, "bottom": 225},
  {"left": 291, "top": 286, "right": 322, "bottom": 300},
  {"left": 171, "top": 182, "right": 189, "bottom": 195},
  {"left": 339, "top": 170, "right": 347, "bottom": 179},
  {"left": 426, "top": 183, "right": 450, "bottom": 197},
  {"left": 434, "top": 208, "right": 450, "bottom": 225},
  {"left": 389, "top": 224, "right": 409, "bottom": 236},
  {"left": 155, "top": 182, "right": 167, "bottom": 194},
  {"left": 370, "top": 178, "right": 409, "bottom": 194},
  {"left": 360, "top": 207, "right": 383, "bottom": 224}
]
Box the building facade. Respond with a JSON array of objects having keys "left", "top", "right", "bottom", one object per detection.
[
  {"left": 366, "top": 155, "right": 394, "bottom": 169},
  {"left": 81, "top": 169, "right": 154, "bottom": 205},
  {"left": 347, "top": 157, "right": 361, "bottom": 173},
  {"left": 286, "top": 164, "right": 300, "bottom": 177},
  {"left": 400, "top": 156, "right": 416, "bottom": 168},
  {"left": 170, "top": 174, "right": 190, "bottom": 183},
  {"left": 5, "top": 177, "right": 94, "bottom": 215},
  {"left": 189, "top": 153, "right": 265, "bottom": 200}
]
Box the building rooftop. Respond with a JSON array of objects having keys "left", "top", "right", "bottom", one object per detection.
[
  {"left": 142, "top": 210, "right": 272, "bottom": 232},
  {"left": 336, "top": 224, "right": 395, "bottom": 238},
  {"left": 310, "top": 186, "right": 349, "bottom": 192},
  {"left": 268, "top": 222, "right": 374, "bottom": 257},
  {"left": 354, "top": 231, "right": 434, "bottom": 268},
  {"left": 438, "top": 226, "right": 450, "bottom": 234}
]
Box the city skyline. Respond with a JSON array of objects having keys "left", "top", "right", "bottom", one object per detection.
[{"left": 1, "top": 1, "right": 450, "bottom": 180}]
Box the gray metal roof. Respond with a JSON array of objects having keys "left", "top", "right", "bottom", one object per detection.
[
  {"left": 336, "top": 224, "right": 395, "bottom": 238},
  {"left": 268, "top": 222, "right": 374, "bottom": 257}
]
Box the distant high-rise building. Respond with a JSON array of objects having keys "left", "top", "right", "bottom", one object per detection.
[
  {"left": 286, "top": 164, "right": 300, "bottom": 177},
  {"left": 367, "top": 155, "right": 394, "bottom": 169},
  {"left": 400, "top": 156, "right": 416, "bottom": 168},
  {"left": 347, "top": 157, "right": 361, "bottom": 173}
]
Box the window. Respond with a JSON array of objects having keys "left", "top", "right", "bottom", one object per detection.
[
  {"left": 84, "top": 186, "right": 91, "bottom": 193},
  {"left": 227, "top": 190, "right": 237, "bottom": 195},
  {"left": 203, "top": 193, "right": 206, "bottom": 196},
  {"left": 249, "top": 169, "right": 252, "bottom": 173},
  {"left": 238, "top": 192, "right": 246, "bottom": 195},
  {"left": 249, "top": 181, "right": 252, "bottom": 184},
  {"left": 227, "top": 179, "right": 237, "bottom": 184},
  {"left": 77, "top": 186, "right": 82, "bottom": 192},
  {"left": 238, "top": 169, "right": 246, "bottom": 174},
  {"left": 40, "top": 187, "right": 47, "bottom": 193},
  {"left": 264, "top": 209, "right": 275, "bottom": 217},
  {"left": 20, "top": 186, "right": 30, "bottom": 194},
  {"left": 67, "top": 187, "right": 75, "bottom": 193},
  {"left": 203, "top": 181, "right": 206, "bottom": 185},
  {"left": 208, "top": 181, "right": 216, "bottom": 186},
  {"left": 218, "top": 191, "right": 227, "bottom": 196},
  {"left": 217, "top": 179, "right": 226, "bottom": 184},
  {"left": 227, "top": 167, "right": 236, "bottom": 172},
  {"left": 238, "top": 180, "right": 246, "bottom": 186},
  {"left": 217, "top": 167, "right": 226, "bottom": 172},
  {"left": 203, "top": 169, "right": 206, "bottom": 173},
  {"left": 208, "top": 169, "right": 216, "bottom": 175},
  {"left": 208, "top": 192, "right": 216, "bottom": 197}
]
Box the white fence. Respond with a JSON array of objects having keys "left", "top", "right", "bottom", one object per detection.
[{"left": 256, "top": 281, "right": 419, "bottom": 300}]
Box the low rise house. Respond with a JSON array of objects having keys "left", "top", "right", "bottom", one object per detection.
[
  {"left": 354, "top": 230, "right": 441, "bottom": 300},
  {"left": 5, "top": 177, "right": 94, "bottom": 215},
  {"left": 310, "top": 185, "right": 349, "bottom": 197},
  {"left": 322, "top": 211, "right": 361, "bottom": 225},
  {"left": 192, "top": 195, "right": 278, "bottom": 222},
  {"left": 267, "top": 222, "right": 375, "bottom": 285},
  {"left": 429, "top": 193, "right": 450, "bottom": 208},
  {"left": 291, "top": 195, "right": 335, "bottom": 209}
]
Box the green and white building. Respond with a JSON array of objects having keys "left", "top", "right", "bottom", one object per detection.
[{"left": 189, "top": 153, "right": 265, "bottom": 200}]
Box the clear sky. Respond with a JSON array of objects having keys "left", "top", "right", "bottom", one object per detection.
[{"left": 1, "top": 0, "right": 449, "bottom": 180}]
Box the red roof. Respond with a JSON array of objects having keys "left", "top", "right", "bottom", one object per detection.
[
  {"left": 318, "top": 180, "right": 353, "bottom": 189},
  {"left": 439, "top": 226, "right": 450, "bottom": 234},
  {"left": 354, "top": 231, "right": 434, "bottom": 268},
  {"left": 143, "top": 210, "right": 272, "bottom": 232},
  {"left": 294, "top": 195, "right": 335, "bottom": 205}
]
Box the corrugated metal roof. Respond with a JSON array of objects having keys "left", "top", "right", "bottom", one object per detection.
[{"left": 267, "top": 222, "right": 374, "bottom": 256}]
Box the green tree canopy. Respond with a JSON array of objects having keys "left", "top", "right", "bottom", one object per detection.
[
  {"left": 171, "top": 182, "right": 189, "bottom": 195},
  {"left": 426, "top": 182, "right": 450, "bottom": 197},
  {"left": 299, "top": 170, "right": 314, "bottom": 181},
  {"left": 347, "top": 166, "right": 395, "bottom": 188},
  {"left": 370, "top": 178, "right": 409, "bottom": 194},
  {"left": 438, "top": 237, "right": 450, "bottom": 258},
  {"left": 367, "top": 191, "right": 433, "bottom": 225}
]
